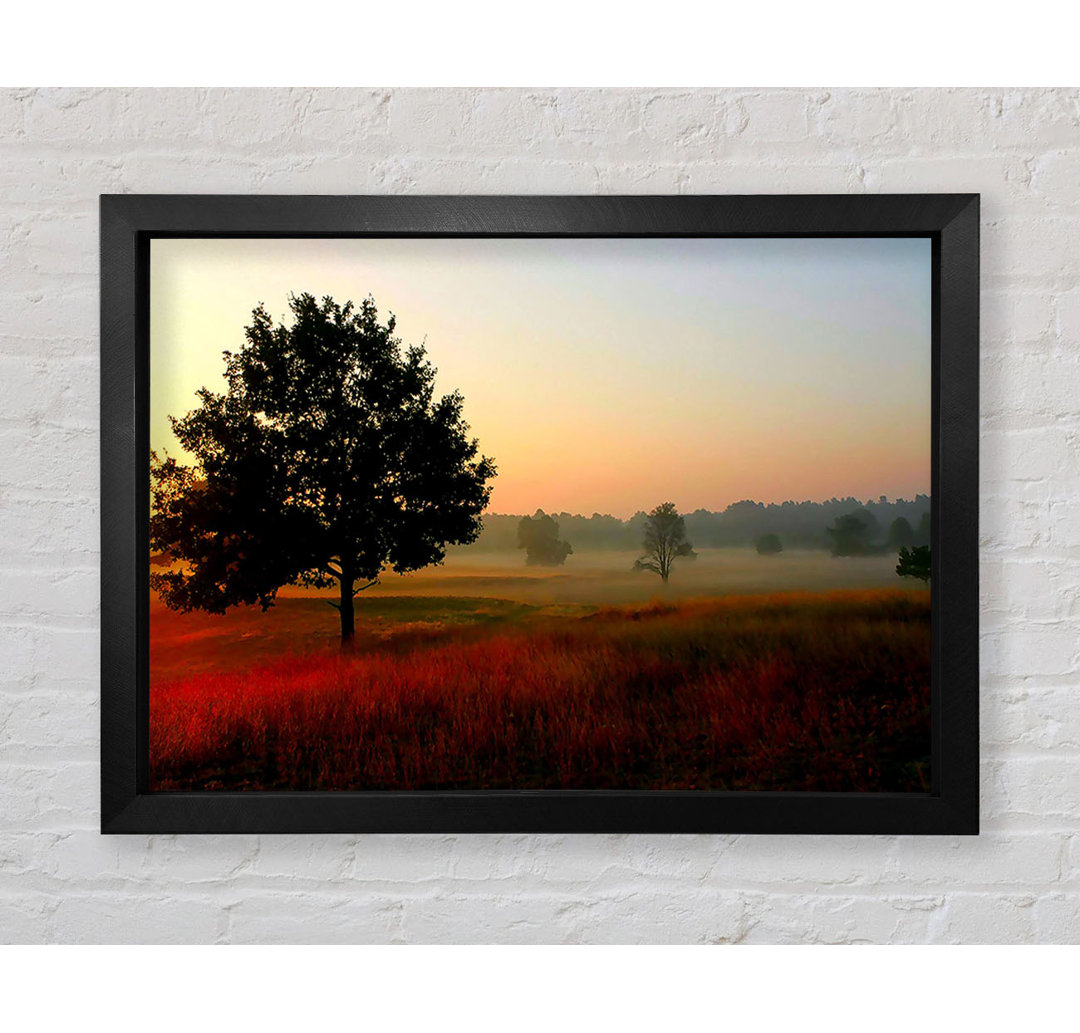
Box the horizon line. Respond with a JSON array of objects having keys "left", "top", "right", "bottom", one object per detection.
[{"left": 483, "top": 493, "right": 932, "bottom": 521}]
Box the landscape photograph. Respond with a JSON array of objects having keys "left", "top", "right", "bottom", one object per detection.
[{"left": 148, "top": 236, "right": 932, "bottom": 793}]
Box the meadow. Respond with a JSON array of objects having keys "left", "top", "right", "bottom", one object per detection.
[
  {"left": 150, "top": 549, "right": 930, "bottom": 793},
  {"left": 150, "top": 548, "right": 908, "bottom": 682}
]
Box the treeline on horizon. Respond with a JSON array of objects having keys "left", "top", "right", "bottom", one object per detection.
[{"left": 454, "top": 495, "right": 932, "bottom": 554}]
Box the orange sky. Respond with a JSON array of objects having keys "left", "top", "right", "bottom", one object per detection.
[{"left": 151, "top": 237, "right": 931, "bottom": 518}]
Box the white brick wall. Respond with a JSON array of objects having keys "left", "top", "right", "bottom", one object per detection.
[{"left": 1, "top": 87, "right": 1077, "bottom": 944}]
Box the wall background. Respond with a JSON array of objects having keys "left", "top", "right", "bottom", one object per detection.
[{"left": 1, "top": 87, "right": 1077, "bottom": 944}]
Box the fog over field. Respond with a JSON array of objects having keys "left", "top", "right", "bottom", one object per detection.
[
  {"left": 278, "top": 547, "right": 913, "bottom": 606},
  {"left": 152, "top": 547, "right": 921, "bottom": 686}
]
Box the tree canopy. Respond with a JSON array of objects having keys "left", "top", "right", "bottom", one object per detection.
[
  {"left": 896, "top": 545, "right": 931, "bottom": 583},
  {"left": 916, "top": 511, "right": 931, "bottom": 545},
  {"left": 755, "top": 533, "right": 783, "bottom": 555},
  {"left": 448, "top": 496, "right": 931, "bottom": 553},
  {"left": 826, "top": 511, "right": 877, "bottom": 556},
  {"left": 633, "top": 502, "right": 695, "bottom": 582},
  {"left": 150, "top": 293, "right": 496, "bottom": 646},
  {"left": 517, "top": 510, "right": 573, "bottom": 566},
  {"left": 888, "top": 516, "right": 915, "bottom": 547}
]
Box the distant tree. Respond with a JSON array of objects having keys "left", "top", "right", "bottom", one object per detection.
[
  {"left": 150, "top": 293, "right": 496, "bottom": 648},
  {"left": 896, "top": 545, "right": 931, "bottom": 583},
  {"left": 517, "top": 510, "right": 573, "bottom": 566},
  {"left": 453, "top": 495, "right": 933, "bottom": 554},
  {"left": 633, "top": 502, "right": 695, "bottom": 582},
  {"left": 826, "top": 513, "right": 873, "bottom": 556},
  {"left": 888, "top": 516, "right": 915, "bottom": 548},
  {"left": 915, "top": 511, "right": 932, "bottom": 546},
  {"left": 755, "top": 533, "right": 783, "bottom": 555}
]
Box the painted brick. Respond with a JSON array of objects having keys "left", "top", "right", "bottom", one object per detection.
[
  {"left": 983, "top": 684, "right": 1080, "bottom": 752},
  {"left": 50, "top": 892, "right": 227, "bottom": 944},
  {"left": 740, "top": 892, "right": 944, "bottom": 945},
  {"left": 227, "top": 891, "right": 405, "bottom": 945},
  {"left": 885, "top": 833, "right": 1064, "bottom": 889},
  {"left": 1032, "top": 893, "right": 1080, "bottom": 942},
  {"left": 931, "top": 893, "right": 1038, "bottom": 943}
]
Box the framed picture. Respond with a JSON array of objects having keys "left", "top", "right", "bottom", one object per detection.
[{"left": 101, "top": 194, "right": 978, "bottom": 834}]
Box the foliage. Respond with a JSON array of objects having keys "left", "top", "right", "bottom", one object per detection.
[
  {"left": 150, "top": 293, "right": 496, "bottom": 646},
  {"left": 755, "top": 533, "right": 783, "bottom": 555},
  {"left": 516, "top": 510, "right": 573, "bottom": 566},
  {"left": 456, "top": 495, "right": 932, "bottom": 554},
  {"left": 633, "top": 502, "right": 695, "bottom": 582},
  {"left": 888, "top": 516, "right": 915, "bottom": 547},
  {"left": 896, "top": 544, "right": 931, "bottom": 583},
  {"left": 826, "top": 511, "right": 876, "bottom": 556},
  {"left": 916, "top": 511, "right": 931, "bottom": 546}
]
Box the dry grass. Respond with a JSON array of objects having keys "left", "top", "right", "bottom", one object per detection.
[{"left": 150, "top": 589, "right": 931, "bottom": 793}]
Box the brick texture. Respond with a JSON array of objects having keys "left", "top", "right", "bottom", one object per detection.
[{"left": 1, "top": 87, "right": 1077, "bottom": 943}]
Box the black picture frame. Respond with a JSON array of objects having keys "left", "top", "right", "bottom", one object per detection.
[{"left": 101, "top": 193, "right": 979, "bottom": 835}]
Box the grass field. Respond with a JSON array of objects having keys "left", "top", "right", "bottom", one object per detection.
[
  {"left": 150, "top": 547, "right": 912, "bottom": 683},
  {"left": 150, "top": 551, "right": 931, "bottom": 793}
]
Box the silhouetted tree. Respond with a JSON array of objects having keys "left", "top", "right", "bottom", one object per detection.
[
  {"left": 916, "top": 511, "right": 932, "bottom": 546},
  {"left": 150, "top": 293, "right": 496, "bottom": 648},
  {"left": 633, "top": 502, "right": 695, "bottom": 582},
  {"left": 517, "top": 510, "right": 573, "bottom": 566},
  {"left": 888, "top": 516, "right": 915, "bottom": 548},
  {"left": 896, "top": 545, "right": 931, "bottom": 583},
  {"left": 826, "top": 511, "right": 875, "bottom": 556},
  {"left": 756, "top": 533, "right": 783, "bottom": 555},
  {"left": 453, "top": 495, "right": 932, "bottom": 554}
]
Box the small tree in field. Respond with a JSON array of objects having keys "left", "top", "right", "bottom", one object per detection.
[
  {"left": 896, "top": 545, "right": 931, "bottom": 584},
  {"left": 915, "top": 511, "right": 932, "bottom": 546},
  {"left": 150, "top": 293, "right": 496, "bottom": 648},
  {"left": 826, "top": 511, "right": 876, "bottom": 556},
  {"left": 633, "top": 502, "right": 695, "bottom": 583},
  {"left": 888, "top": 516, "right": 915, "bottom": 548},
  {"left": 517, "top": 510, "right": 573, "bottom": 566},
  {"left": 756, "top": 533, "right": 783, "bottom": 555}
]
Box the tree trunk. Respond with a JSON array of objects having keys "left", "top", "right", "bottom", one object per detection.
[{"left": 339, "top": 571, "right": 355, "bottom": 649}]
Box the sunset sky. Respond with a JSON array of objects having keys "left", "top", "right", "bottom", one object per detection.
[{"left": 150, "top": 236, "right": 931, "bottom": 519}]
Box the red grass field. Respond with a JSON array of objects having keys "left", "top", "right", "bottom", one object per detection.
[{"left": 150, "top": 588, "right": 930, "bottom": 793}]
